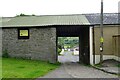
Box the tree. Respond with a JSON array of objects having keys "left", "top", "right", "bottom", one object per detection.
[{"left": 16, "top": 13, "right": 35, "bottom": 17}]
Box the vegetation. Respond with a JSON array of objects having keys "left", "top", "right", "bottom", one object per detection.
[
  {"left": 0, "top": 58, "right": 2, "bottom": 78},
  {"left": 16, "top": 13, "right": 35, "bottom": 17},
  {"left": 2, "top": 49, "right": 9, "bottom": 58},
  {"left": 58, "top": 48, "right": 62, "bottom": 55},
  {"left": 2, "top": 58, "right": 60, "bottom": 78},
  {"left": 116, "top": 64, "right": 120, "bottom": 68},
  {"left": 58, "top": 37, "right": 79, "bottom": 49},
  {"left": 94, "top": 63, "right": 103, "bottom": 67}
]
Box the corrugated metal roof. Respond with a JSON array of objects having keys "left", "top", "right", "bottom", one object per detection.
[
  {"left": 85, "top": 13, "right": 119, "bottom": 25},
  {"left": 0, "top": 17, "right": 14, "bottom": 27},
  {"left": 2, "top": 15, "right": 90, "bottom": 27},
  {"left": 1, "top": 13, "right": 119, "bottom": 27}
]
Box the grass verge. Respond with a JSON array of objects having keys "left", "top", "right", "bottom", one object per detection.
[{"left": 2, "top": 58, "right": 60, "bottom": 78}]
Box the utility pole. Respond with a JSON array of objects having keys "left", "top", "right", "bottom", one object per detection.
[{"left": 100, "top": 0, "right": 104, "bottom": 64}]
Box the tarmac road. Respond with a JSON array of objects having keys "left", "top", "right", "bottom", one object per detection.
[{"left": 40, "top": 51, "right": 118, "bottom": 78}]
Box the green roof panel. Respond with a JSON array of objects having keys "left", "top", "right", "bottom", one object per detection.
[{"left": 2, "top": 15, "right": 90, "bottom": 27}]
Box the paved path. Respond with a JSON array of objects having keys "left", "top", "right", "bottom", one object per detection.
[
  {"left": 38, "top": 51, "right": 118, "bottom": 78},
  {"left": 40, "top": 62, "right": 118, "bottom": 78},
  {"left": 58, "top": 51, "right": 79, "bottom": 63},
  {"left": 95, "top": 59, "right": 120, "bottom": 74}
]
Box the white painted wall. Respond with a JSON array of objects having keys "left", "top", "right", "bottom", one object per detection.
[{"left": 89, "top": 27, "right": 94, "bottom": 65}]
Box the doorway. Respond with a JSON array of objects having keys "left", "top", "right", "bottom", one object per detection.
[{"left": 56, "top": 25, "right": 90, "bottom": 64}]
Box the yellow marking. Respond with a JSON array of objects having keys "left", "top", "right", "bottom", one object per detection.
[
  {"left": 100, "top": 37, "right": 104, "bottom": 42},
  {"left": 20, "top": 30, "right": 28, "bottom": 36}
]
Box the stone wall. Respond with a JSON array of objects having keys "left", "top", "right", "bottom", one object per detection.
[{"left": 2, "top": 27, "right": 57, "bottom": 63}]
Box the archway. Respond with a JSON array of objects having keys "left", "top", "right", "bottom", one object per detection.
[{"left": 56, "top": 25, "right": 90, "bottom": 64}]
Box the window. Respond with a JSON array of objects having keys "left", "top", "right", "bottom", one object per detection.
[{"left": 18, "top": 28, "right": 29, "bottom": 39}]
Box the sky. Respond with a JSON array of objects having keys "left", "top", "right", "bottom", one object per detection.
[{"left": 0, "top": 0, "right": 120, "bottom": 17}]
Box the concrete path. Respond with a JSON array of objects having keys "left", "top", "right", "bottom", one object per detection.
[
  {"left": 100, "top": 67, "right": 120, "bottom": 74},
  {"left": 58, "top": 51, "right": 79, "bottom": 63},
  {"left": 94, "top": 59, "right": 120, "bottom": 75},
  {"left": 37, "top": 51, "right": 118, "bottom": 78},
  {"left": 40, "top": 62, "right": 118, "bottom": 78}
]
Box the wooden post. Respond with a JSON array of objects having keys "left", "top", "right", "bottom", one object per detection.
[{"left": 100, "top": 0, "right": 104, "bottom": 64}]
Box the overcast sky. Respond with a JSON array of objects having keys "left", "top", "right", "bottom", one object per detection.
[{"left": 0, "top": 0, "right": 120, "bottom": 17}]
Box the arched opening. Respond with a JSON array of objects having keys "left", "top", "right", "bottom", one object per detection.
[{"left": 56, "top": 25, "right": 90, "bottom": 64}]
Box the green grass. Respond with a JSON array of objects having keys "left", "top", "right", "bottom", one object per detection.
[
  {"left": 0, "top": 58, "right": 2, "bottom": 79},
  {"left": 116, "top": 64, "right": 120, "bottom": 68},
  {"left": 2, "top": 58, "right": 60, "bottom": 78}
]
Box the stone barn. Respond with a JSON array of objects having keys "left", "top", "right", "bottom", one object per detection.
[{"left": 1, "top": 13, "right": 120, "bottom": 65}]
